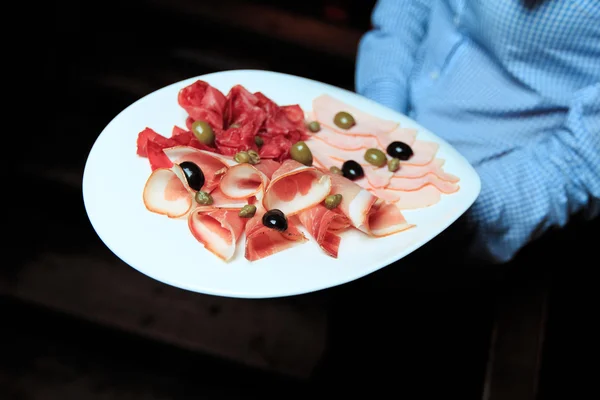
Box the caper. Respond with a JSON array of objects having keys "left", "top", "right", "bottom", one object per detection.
[
  {"left": 329, "top": 166, "right": 343, "bottom": 175},
  {"left": 307, "top": 121, "right": 321, "bottom": 133},
  {"left": 388, "top": 157, "right": 400, "bottom": 172},
  {"left": 290, "top": 141, "right": 313, "bottom": 166},
  {"left": 254, "top": 136, "right": 264, "bottom": 147},
  {"left": 191, "top": 120, "right": 215, "bottom": 146},
  {"left": 239, "top": 204, "right": 257, "bottom": 218},
  {"left": 234, "top": 151, "right": 250, "bottom": 164},
  {"left": 364, "top": 148, "right": 387, "bottom": 168},
  {"left": 324, "top": 194, "right": 343, "bottom": 210},
  {"left": 333, "top": 111, "right": 355, "bottom": 130},
  {"left": 248, "top": 150, "right": 260, "bottom": 165},
  {"left": 195, "top": 190, "right": 213, "bottom": 205}
]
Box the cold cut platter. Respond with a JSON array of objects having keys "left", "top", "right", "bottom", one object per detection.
[{"left": 82, "top": 70, "right": 480, "bottom": 298}]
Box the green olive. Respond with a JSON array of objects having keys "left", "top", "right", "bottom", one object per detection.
[
  {"left": 254, "top": 136, "right": 264, "bottom": 147},
  {"left": 239, "top": 204, "right": 257, "bottom": 218},
  {"left": 333, "top": 111, "right": 355, "bottom": 130},
  {"left": 290, "top": 141, "right": 313, "bottom": 166},
  {"left": 195, "top": 190, "right": 213, "bottom": 205},
  {"left": 324, "top": 194, "right": 343, "bottom": 210},
  {"left": 248, "top": 150, "right": 260, "bottom": 165},
  {"left": 329, "top": 166, "right": 343, "bottom": 175},
  {"left": 307, "top": 121, "right": 321, "bottom": 133},
  {"left": 364, "top": 148, "right": 387, "bottom": 168},
  {"left": 388, "top": 157, "right": 400, "bottom": 172},
  {"left": 191, "top": 120, "right": 215, "bottom": 146},
  {"left": 234, "top": 151, "right": 250, "bottom": 164}
]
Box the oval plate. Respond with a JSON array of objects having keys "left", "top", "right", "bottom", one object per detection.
[{"left": 82, "top": 70, "right": 480, "bottom": 299}]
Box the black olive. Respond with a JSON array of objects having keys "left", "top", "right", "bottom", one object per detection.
[
  {"left": 179, "top": 161, "right": 205, "bottom": 191},
  {"left": 386, "top": 141, "right": 414, "bottom": 161},
  {"left": 341, "top": 160, "right": 364, "bottom": 181},
  {"left": 262, "top": 209, "right": 288, "bottom": 232}
]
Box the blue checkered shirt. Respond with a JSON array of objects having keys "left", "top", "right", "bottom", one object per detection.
[{"left": 356, "top": 0, "right": 600, "bottom": 263}]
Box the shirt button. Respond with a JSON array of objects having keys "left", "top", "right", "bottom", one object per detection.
[{"left": 430, "top": 70, "right": 440, "bottom": 80}]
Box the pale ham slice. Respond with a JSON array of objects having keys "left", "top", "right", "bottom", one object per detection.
[
  {"left": 297, "top": 205, "right": 352, "bottom": 258},
  {"left": 384, "top": 127, "right": 418, "bottom": 147},
  {"left": 313, "top": 94, "right": 399, "bottom": 135},
  {"left": 142, "top": 164, "right": 193, "bottom": 218},
  {"left": 387, "top": 173, "right": 460, "bottom": 194},
  {"left": 394, "top": 158, "right": 460, "bottom": 182},
  {"left": 311, "top": 127, "right": 381, "bottom": 151},
  {"left": 245, "top": 208, "right": 308, "bottom": 262},
  {"left": 263, "top": 159, "right": 332, "bottom": 216},
  {"left": 369, "top": 185, "right": 442, "bottom": 209},
  {"left": 188, "top": 207, "right": 248, "bottom": 261},
  {"left": 366, "top": 201, "right": 415, "bottom": 237},
  {"left": 162, "top": 146, "right": 232, "bottom": 193},
  {"left": 219, "top": 163, "right": 269, "bottom": 199}
]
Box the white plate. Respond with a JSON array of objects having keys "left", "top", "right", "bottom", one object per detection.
[{"left": 83, "top": 69, "right": 480, "bottom": 299}]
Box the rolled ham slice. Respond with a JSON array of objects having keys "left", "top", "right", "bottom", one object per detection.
[
  {"left": 219, "top": 163, "right": 270, "bottom": 199},
  {"left": 162, "top": 146, "right": 234, "bottom": 193},
  {"left": 188, "top": 207, "right": 248, "bottom": 261},
  {"left": 245, "top": 208, "right": 308, "bottom": 262},
  {"left": 313, "top": 94, "right": 399, "bottom": 136},
  {"left": 297, "top": 205, "right": 351, "bottom": 258},
  {"left": 367, "top": 201, "right": 415, "bottom": 237},
  {"left": 203, "top": 187, "right": 250, "bottom": 209},
  {"left": 142, "top": 164, "right": 193, "bottom": 218},
  {"left": 263, "top": 159, "right": 332, "bottom": 216}
]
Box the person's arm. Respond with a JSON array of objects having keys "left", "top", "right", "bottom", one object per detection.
[
  {"left": 355, "top": 0, "right": 432, "bottom": 113},
  {"left": 465, "top": 84, "right": 600, "bottom": 263}
]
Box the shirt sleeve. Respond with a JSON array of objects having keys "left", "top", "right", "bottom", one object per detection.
[
  {"left": 355, "top": 0, "right": 432, "bottom": 113},
  {"left": 465, "top": 83, "right": 600, "bottom": 264}
]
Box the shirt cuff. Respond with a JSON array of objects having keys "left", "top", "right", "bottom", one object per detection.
[{"left": 359, "top": 80, "right": 408, "bottom": 114}]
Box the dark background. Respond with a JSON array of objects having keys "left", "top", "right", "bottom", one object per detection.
[{"left": 5, "top": 0, "right": 597, "bottom": 399}]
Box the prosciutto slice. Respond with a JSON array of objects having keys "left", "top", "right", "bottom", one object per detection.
[
  {"left": 263, "top": 159, "right": 332, "bottom": 216},
  {"left": 188, "top": 207, "right": 248, "bottom": 261},
  {"left": 219, "top": 163, "right": 270, "bottom": 199},
  {"left": 313, "top": 94, "right": 399, "bottom": 136},
  {"left": 244, "top": 208, "right": 308, "bottom": 262},
  {"left": 328, "top": 173, "right": 413, "bottom": 236},
  {"left": 142, "top": 164, "right": 194, "bottom": 218},
  {"left": 297, "top": 205, "right": 351, "bottom": 258},
  {"left": 162, "top": 146, "right": 233, "bottom": 193}
]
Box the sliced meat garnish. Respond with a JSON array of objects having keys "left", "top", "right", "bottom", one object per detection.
[
  {"left": 328, "top": 172, "right": 378, "bottom": 233},
  {"left": 136, "top": 127, "right": 178, "bottom": 158},
  {"left": 305, "top": 138, "right": 393, "bottom": 188},
  {"left": 244, "top": 208, "right": 308, "bottom": 262},
  {"left": 382, "top": 127, "right": 418, "bottom": 147},
  {"left": 178, "top": 80, "right": 227, "bottom": 130},
  {"left": 369, "top": 185, "right": 442, "bottom": 209},
  {"left": 219, "top": 163, "right": 269, "bottom": 199},
  {"left": 310, "top": 126, "right": 381, "bottom": 151},
  {"left": 162, "top": 146, "right": 233, "bottom": 192},
  {"left": 313, "top": 94, "right": 398, "bottom": 135},
  {"left": 188, "top": 208, "right": 248, "bottom": 261},
  {"left": 366, "top": 201, "right": 415, "bottom": 237},
  {"left": 147, "top": 140, "right": 174, "bottom": 171},
  {"left": 404, "top": 141, "right": 439, "bottom": 166},
  {"left": 142, "top": 164, "right": 193, "bottom": 218},
  {"left": 253, "top": 159, "right": 281, "bottom": 180},
  {"left": 263, "top": 159, "right": 332, "bottom": 216},
  {"left": 206, "top": 187, "right": 250, "bottom": 209},
  {"left": 387, "top": 173, "right": 460, "bottom": 194},
  {"left": 394, "top": 158, "right": 460, "bottom": 182},
  {"left": 297, "top": 205, "right": 351, "bottom": 258}
]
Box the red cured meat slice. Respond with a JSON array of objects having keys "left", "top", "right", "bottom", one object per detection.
[
  {"left": 219, "top": 163, "right": 270, "bottom": 200},
  {"left": 142, "top": 164, "right": 194, "bottom": 218},
  {"left": 178, "top": 80, "right": 227, "bottom": 130},
  {"left": 147, "top": 140, "right": 174, "bottom": 171},
  {"left": 137, "top": 127, "right": 178, "bottom": 157},
  {"left": 263, "top": 159, "right": 332, "bottom": 216},
  {"left": 188, "top": 207, "right": 248, "bottom": 261},
  {"left": 253, "top": 159, "right": 281, "bottom": 180},
  {"left": 207, "top": 187, "right": 251, "bottom": 209},
  {"left": 366, "top": 201, "right": 415, "bottom": 237},
  {"left": 297, "top": 205, "right": 351, "bottom": 258},
  {"left": 313, "top": 94, "right": 399, "bottom": 136},
  {"left": 162, "top": 146, "right": 232, "bottom": 193},
  {"left": 244, "top": 208, "right": 308, "bottom": 262}
]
